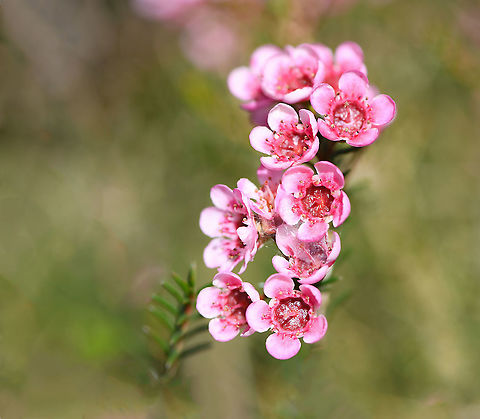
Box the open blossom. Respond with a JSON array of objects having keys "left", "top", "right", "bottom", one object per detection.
[
  {"left": 311, "top": 71, "right": 396, "bottom": 147},
  {"left": 197, "top": 272, "right": 260, "bottom": 341},
  {"left": 261, "top": 45, "right": 326, "bottom": 104},
  {"left": 273, "top": 224, "right": 341, "bottom": 284},
  {"left": 304, "top": 41, "right": 367, "bottom": 90},
  {"left": 249, "top": 103, "right": 319, "bottom": 170},
  {"left": 246, "top": 274, "right": 327, "bottom": 359},
  {"left": 200, "top": 185, "right": 258, "bottom": 273},
  {"left": 276, "top": 161, "right": 350, "bottom": 241},
  {"left": 228, "top": 45, "right": 282, "bottom": 124}
]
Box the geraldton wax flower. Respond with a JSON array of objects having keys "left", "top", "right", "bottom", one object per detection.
[
  {"left": 246, "top": 274, "right": 327, "bottom": 359},
  {"left": 249, "top": 103, "right": 319, "bottom": 170},
  {"left": 197, "top": 272, "right": 260, "bottom": 341},
  {"left": 276, "top": 161, "right": 350, "bottom": 241},
  {"left": 311, "top": 71, "right": 396, "bottom": 147}
]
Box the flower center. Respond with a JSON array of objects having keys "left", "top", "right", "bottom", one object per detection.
[
  {"left": 299, "top": 185, "right": 334, "bottom": 219},
  {"left": 272, "top": 124, "right": 311, "bottom": 161},
  {"left": 223, "top": 288, "right": 252, "bottom": 326},
  {"left": 333, "top": 101, "right": 366, "bottom": 133},
  {"left": 273, "top": 297, "right": 310, "bottom": 332},
  {"left": 279, "top": 67, "right": 313, "bottom": 94},
  {"left": 293, "top": 241, "right": 329, "bottom": 275}
]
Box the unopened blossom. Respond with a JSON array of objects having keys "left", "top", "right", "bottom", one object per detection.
[
  {"left": 197, "top": 272, "right": 260, "bottom": 341},
  {"left": 304, "top": 41, "right": 367, "bottom": 90},
  {"left": 273, "top": 224, "right": 341, "bottom": 284},
  {"left": 249, "top": 103, "right": 319, "bottom": 170},
  {"left": 311, "top": 71, "right": 396, "bottom": 147},
  {"left": 261, "top": 45, "right": 326, "bottom": 104},
  {"left": 200, "top": 184, "right": 258, "bottom": 273},
  {"left": 246, "top": 274, "right": 327, "bottom": 359},
  {"left": 276, "top": 161, "right": 350, "bottom": 241},
  {"left": 228, "top": 45, "right": 282, "bottom": 124}
]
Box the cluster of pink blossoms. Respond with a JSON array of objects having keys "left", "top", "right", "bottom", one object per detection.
[{"left": 197, "top": 41, "right": 396, "bottom": 359}]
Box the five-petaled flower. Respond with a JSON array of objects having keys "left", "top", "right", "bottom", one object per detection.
[
  {"left": 311, "top": 71, "right": 396, "bottom": 147},
  {"left": 197, "top": 272, "right": 260, "bottom": 341},
  {"left": 246, "top": 274, "right": 327, "bottom": 359}
]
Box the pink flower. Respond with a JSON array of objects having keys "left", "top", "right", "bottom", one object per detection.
[
  {"left": 273, "top": 224, "right": 341, "bottom": 284},
  {"left": 276, "top": 161, "right": 350, "bottom": 241},
  {"left": 228, "top": 45, "right": 282, "bottom": 123},
  {"left": 197, "top": 272, "right": 260, "bottom": 342},
  {"left": 236, "top": 165, "right": 283, "bottom": 243},
  {"left": 311, "top": 71, "right": 396, "bottom": 147},
  {"left": 246, "top": 274, "right": 327, "bottom": 359},
  {"left": 249, "top": 103, "right": 319, "bottom": 170},
  {"left": 304, "top": 41, "right": 367, "bottom": 90},
  {"left": 261, "top": 45, "right": 326, "bottom": 104},
  {"left": 200, "top": 184, "right": 258, "bottom": 273}
]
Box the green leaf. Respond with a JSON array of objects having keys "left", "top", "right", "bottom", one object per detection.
[
  {"left": 149, "top": 306, "right": 175, "bottom": 332},
  {"left": 326, "top": 290, "right": 353, "bottom": 317},
  {"left": 151, "top": 294, "right": 177, "bottom": 315},
  {"left": 171, "top": 272, "right": 190, "bottom": 295},
  {"left": 187, "top": 263, "right": 196, "bottom": 289},
  {"left": 318, "top": 276, "right": 340, "bottom": 290},
  {"left": 163, "top": 282, "right": 185, "bottom": 304},
  {"left": 179, "top": 342, "right": 211, "bottom": 360}
]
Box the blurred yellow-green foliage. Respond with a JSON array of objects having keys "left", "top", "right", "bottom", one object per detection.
[{"left": 0, "top": 0, "right": 479, "bottom": 418}]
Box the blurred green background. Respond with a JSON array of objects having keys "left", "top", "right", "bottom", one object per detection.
[{"left": 0, "top": 0, "right": 479, "bottom": 417}]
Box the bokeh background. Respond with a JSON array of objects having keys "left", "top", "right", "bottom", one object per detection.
[{"left": 0, "top": 0, "right": 479, "bottom": 417}]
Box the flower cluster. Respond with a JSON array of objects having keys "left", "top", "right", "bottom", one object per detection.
[{"left": 198, "top": 41, "right": 396, "bottom": 359}]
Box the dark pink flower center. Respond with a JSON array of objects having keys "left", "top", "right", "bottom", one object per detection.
[
  {"left": 271, "top": 124, "right": 312, "bottom": 161},
  {"left": 293, "top": 241, "right": 329, "bottom": 276},
  {"left": 299, "top": 185, "right": 334, "bottom": 218},
  {"left": 333, "top": 101, "right": 366, "bottom": 133},
  {"left": 222, "top": 288, "right": 252, "bottom": 326},
  {"left": 273, "top": 297, "right": 310, "bottom": 332},
  {"left": 278, "top": 67, "right": 314, "bottom": 94}
]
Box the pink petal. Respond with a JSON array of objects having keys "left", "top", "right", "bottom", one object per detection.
[
  {"left": 303, "top": 315, "right": 328, "bottom": 344},
  {"left": 274, "top": 223, "right": 297, "bottom": 256},
  {"left": 249, "top": 126, "right": 274, "bottom": 154},
  {"left": 298, "top": 221, "right": 329, "bottom": 242},
  {"left": 335, "top": 42, "right": 364, "bottom": 72},
  {"left": 196, "top": 286, "right": 222, "bottom": 318},
  {"left": 260, "top": 156, "right": 291, "bottom": 170},
  {"left": 281, "top": 165, "right": 314, "bottom": 194},
  {"left": 283, "top": 87, "right": 313, "bottom": 104},
  {"left": 261, "top": 54, "right": 291, "bottom": 100},
  {"left": 250, "top": 44, "right": 282, "bottom": 75},
  {"left": 246, "top": 300, "right": 272, "bottom": 332},
  {"left": 203, "top": 238, "right": 239, "bottom": 271},
  {"left": 347, "top": 128, "right": 379, "bottom": 147},
  {"left": 266, "top": 333, "right": 301, "bottom": 359},
  {"left": 314, "top": 161, "right": 345, "bottom": 189},
  {"left": 210, "top": 184, "right": 234, "bottom": 211},
  {"left": 299, "top": 138, "right": 319, "bottom": 163},
  {"left": 209, "top": 318, "right": 239, "bottom": 342},
  {"left": 338, "top": 71, "right": 368, "bottom": 99},
  {"left": 263, "top": 273, "right": 294, "bottom": 299},
  {"left": 199, "top": 207, "right": 228, "bottom": 238},
  {"left": 304, "top": 43, "right": 333, "bottom": 68},
  {"left": 317, "top": 118, "right": 339, "bottom": 141},
  {"left": 298, "top": 266, "right": 329, "bottom": 284},
  {"left": 370, "top": 94, "right": 396, "bottom": 126},
  {"left": 272, "top": 255, "right": 290, "bottom": 274},
  {"left": 242, "top": 281, "right": 260, "bottom": 302},
  {"left": 333, "top": 191, "right": 350, "bottom": 227},
  {"left": 299, "top": 284, "right": 322, "bottom": 310},
  {"left": 267, "top": 103, "right": 299, "bottom": 132},
  {"left": 310, "top": 84, "right": 335, "bottom": 115},
  {"left": 227, "top": 67, "right": 260, "bottom": 101},
  {"left": 275, "top": 189, "right": 300, "bottom": 225},
  {"left": 237, "top": 178, "right": 258, "bottom": 198},
  {"left": 326, "top": 231, "right": 342, "bottom": 263},
  {"left": 240, "top": 326, "right": 255, "bottom": 337},
  {"left": 257, "top": 164, "right": 283, "bottom": 187},
  {"left": 212, "top": 272, "right": 242, "bottom": 289},
  {"left": 299, "top": 109, "right": 318, "bottom": 137}
]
